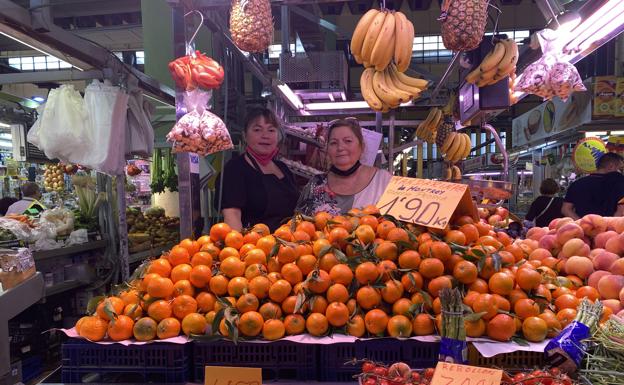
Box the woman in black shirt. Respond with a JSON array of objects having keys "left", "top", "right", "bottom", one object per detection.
[
  {"left": 525, "top": 178, "right": 564, "bottom": 227},
  {"left": 216, "top": 107, "right": 299, "bottom": 232}
]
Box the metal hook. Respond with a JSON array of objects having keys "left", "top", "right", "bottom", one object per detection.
[{"left": 184, "top": 10, "right": 205, "bottom": 53}]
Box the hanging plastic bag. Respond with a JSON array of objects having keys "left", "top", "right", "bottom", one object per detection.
[
  {"left": 27, "top": 85, "right": 91, "bottom": 163},
  {"left": 126, "top": 77, "right": 154, "bottom": 158},
  {"left": 166, "top": 89, "right": 233, "bottom": 156},
  {"left": 514, "top": 29, "right": 586, "bottom": 101},
  {"left": 83, "top": 80, "right": 129, "bottom": 175}
]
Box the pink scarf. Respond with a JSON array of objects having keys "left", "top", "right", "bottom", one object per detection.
[{"left": 246, "top": 146, "right": 278, "bottom": 166}]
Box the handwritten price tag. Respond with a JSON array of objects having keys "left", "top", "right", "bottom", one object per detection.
[
  {"left": 204, "top": 366, "right": 261, "bottom": 385},
  {"left": 431, "top": 362, "right": 503, "bottom": 385},
  {"left": 376, "top": 177, "right": 477, "bottom": 229}
]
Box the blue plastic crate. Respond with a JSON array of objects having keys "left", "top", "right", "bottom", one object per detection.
[
  {"left": 61, "top": 338, "right": 190, "bottom": 383},
  {"left": 61, "top": 367, "right": 188, "bottom": 383},
  {"left": 193, "top": 340, "right": 317, "bottom": 382},
  {"left": 319, "top": 339, "right": 440, "bottom": 381},
  {"left": 21, "top": 355, "right": 42, "bottom": 383}
]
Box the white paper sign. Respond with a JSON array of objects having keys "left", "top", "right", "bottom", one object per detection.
[{"left": 360, "top": 128, "right": 383, "bottom": 166}]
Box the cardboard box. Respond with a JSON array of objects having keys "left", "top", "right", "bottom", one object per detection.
[{"left": 593, "top": 76, "right": 617, "bottom": 116}]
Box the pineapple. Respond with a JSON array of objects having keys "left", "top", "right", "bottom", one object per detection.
[
  {"left": 229, "top": 0, "right": 273, "bottom": 53},
  {"left": 436, "top": 116, "right": 455, "bottom": 148},
  {"left": 440, "top": 0, "right": 488, "bottom": 52}
]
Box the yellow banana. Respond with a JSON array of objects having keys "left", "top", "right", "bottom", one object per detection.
[
  {"left": 361, "top": 68, "right": 384, "bottom": 111},
  {"left": 370, "top": 11, "right": 395, "bottom": 71},
  {"left": 480, "top": 42, "right": 506, "bottom": 72},
  {"left": 465, "top": 67, "right": 482, "bottom": 84},
  {"left": 462, "top": 134, "right": 472, "bottom": 159},
  {"left": 384, "top": 68, "right": 412, "bottom": 103},
  {"left": 445, "top": 167, "right": 452, "bottom": 181},
  {"left": 458, "top": 134, "right": 470, "bottom": 161},
  {"left": 421, "top": 107, "right": 439, "bottom": 128},
  {"left": 353, "top": 53, "right": 362, "bottom": 64},
  {"left": 351, "top": 9, "right": 381, "bottom": 57},
  {"left": 480, "top": 66, "right": 498, "bottom": 81},
  {"left": 372, "top": 70, "right": 401, "bottom": 108},
  {"left": 441, "top": 132, "right": 457, "bottom": 154},
  {"left": 497, "top": 39, "right": 519, "bottom": 72},
  {"left": 476, "top": 77, "right": 493, "bottom": 88},
  {"left": 388, "top": 66, "right": 422, "bottom": 98},
  {"left": 452, "top": 166, "right": 462, "bottom": 180},
  {"left": 445, "top": 133, "right": 463, "bottom": 162},
  {"left": 393, "top": 12, "right": 413, "bottom": 73},
  {"left": 361, "top": 11, "right": 387, "bottom": 65},
  {"left": 394, "top": 66, "right": 429, "bottom": 89},
  {"left": 431, "top": 108, "right": 443, "bottom": 129}
]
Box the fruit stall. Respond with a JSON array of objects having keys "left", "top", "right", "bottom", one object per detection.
[{"left": 0, "top": 0, "right": 624, "bottom": 384}]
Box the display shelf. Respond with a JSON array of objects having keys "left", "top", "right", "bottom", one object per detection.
[
  {"left": 0, "top": 272, "right": 45, "bottom": 383},
  {"left": 33, "top": 239, "right": 108, "bottom": 261},
  {"left": 45, "top": 280, "right": 85, "bottom": 297},
  {"left": 284, "top": 127, "right": 324, "bottom": 148},
  {"left": 129, "top": 245, "right": 173, "bottom": 264}
]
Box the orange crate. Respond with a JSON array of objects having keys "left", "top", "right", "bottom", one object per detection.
[{"left": 467, "top": 343, "right": 545, "bottom": 369}]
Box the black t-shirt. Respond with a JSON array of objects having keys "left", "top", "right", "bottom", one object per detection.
[
  {"left": 525, "top": 195, "right": 564, "bottom": 227},
  {"left": 564, "top": 172, "right": 624, "bottom": 217},
  {"left": 215, "top": 154, "right": 299, "bottom": 232}
]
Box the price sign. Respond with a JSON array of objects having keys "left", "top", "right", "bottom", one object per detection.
[
  {"left": 376, "top": 176, "right": 477, "bottom": 229},
  {"left": 204, "top": 366, "right": 261, "bottom": 385},
  {"left": 431, "top": 362, "right": 503, "bottom": 385},
  {"left": 572, "top": 137, "right": 606, "bottom": 173}
]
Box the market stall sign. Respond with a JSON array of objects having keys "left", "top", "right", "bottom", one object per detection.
[
  {"left": 204, "top": 366, "right": 261, "bottom": 385},
  {"left": 572, "top": 137, "right": 607, "bottom": 173},
  {"left": 431, "top": 362, "right": 503, "bottom": 385},
  {"left": 376, "top": 176, "right": 478, "bottom": 229}
]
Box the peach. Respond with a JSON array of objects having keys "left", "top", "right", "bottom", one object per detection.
[
  {"left": 538, "top": 235, "right": 561, "bottom": 254},
  {"left": 595, "top": 231, "right": 619, "bottom": 249},
  {"left": 477, "top": 208, "right": 489, "bottom": 219},
  {"left": 579, "top": 214, "right": 608, "bottom": 238},
  {"left": 593, "top": 251, "right": 620, "bottom": 271},
  {"left": 620, "top": 287, "right": 624, "bottom": 303},
  {"left": 565, "top": 256, "right": 594, "bottom": 279},
  {"left": 560, "top": 238, "right": 591, "bottom": 258},
  {"left": 556, "top": 223, "right": 584, "bottom": 245},
  {"left": 610, "top": 217, "right": 624, "bottom": 233},
  {"left": 555, "top": 218, "right": 575, "bottom": 230},
  {"left": 605, "top": 236, "right": 624, "bottom": 256},
  {"left": 495, "top": 207, "right": 509, "bottom": 219},
  {"left": 488, "top": 214, "right": 503, "bottom": 226},
  {"left": 618, "top": 309, "right": 624, "bottom": 318},
  {"left": 609, "top": 258, "right": 624, "bottom": 275},
  {"left": 598, "top": 275, "right": 624, "bottom": 299},
  {"left": 589, "top": 248, "right": 606, "bottom": 260},
  {"left": 526, "top": 227, "right": 548, "bottom": 242},
  {"left": 588, "top": 270, "right": 612, "bottom": 288},
  {"left": 529, "top": 248, "right": 553, "bottom": 261},
  {"left": 603, "top": 299, "right": 623, "bottom": 314}
]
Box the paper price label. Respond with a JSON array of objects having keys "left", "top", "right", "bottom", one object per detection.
[
  {"left": 431, "top": 362, "right": 503, "bottom": 385},
  {"left": 376, "top": 176, "right": 477, "bottom": 229},
  {"left": 204, "top": 366, "right": 261, "bottom": 385}
]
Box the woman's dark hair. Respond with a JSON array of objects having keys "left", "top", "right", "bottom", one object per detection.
[
  {"left": 243, "top": 107, "right": 282, "bottom": 138},
  {"left": 0, "top": 197, "right": 18, "bottom": 216},
  {"left": 540, "top": 178, "right": 560, "bottom": 195},
  {"left": 327, "top": 118, "right": 365, "bottom": 148}
]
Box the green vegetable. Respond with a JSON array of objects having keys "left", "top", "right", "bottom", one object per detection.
[
  {"left": 150, "top": 148, "right": 165, "bottom": 194},
  {"left": 163, "top": 149, "right": 178, "bottom": 192}
]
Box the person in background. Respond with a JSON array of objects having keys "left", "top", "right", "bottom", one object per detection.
[
  {"left": 6, "top": 182, "right": 46, "bottom": 215},
  {"left": 525, "top": 178, "right": 564, "bottom": 227},
  {"left": 296, "top": 118, "right": 392, "bottom": 216},
  {"left": 216, "top": 107, "right": 299, "bottom": 232},
  {"left": 562, "top": 152, "right": 624, "bottom": 219},
  {"left": 0, "top": 197, "right": 18, "bottom": 216}
]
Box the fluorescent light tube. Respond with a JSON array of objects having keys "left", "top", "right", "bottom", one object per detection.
[
  {"left": 0, "top": 31, "right": 85, "bottom": 71},
  {"left": 563, "top": 0, "right": 624, "bottom": 53},
  {"left": 0, "top": 122, "right": 10, "bottom": 128},
  {"left": 304, "top": 101, "right": 412, "bottom": 111},
  {"left": 277, "top": 83, "right": 303, "bottom": 110},
  {"left": 610, "top": 131, "right": 624, "bottom": 135}
]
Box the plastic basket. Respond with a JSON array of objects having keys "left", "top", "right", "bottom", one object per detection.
[
  {"left": 193, "top": 340, "right": 317, "bottom": 382},
  {"left": 467, "top": 343, "right": 545, "bottom": 369},
  {"left": 61, "top": 338, "right": 190, "bottom": 383},
  {"left": 21, "top": 355, "right": 42, "bottom": 383},
  {"left": 319, "top": 339, "right": 440, "bottom": 381}
]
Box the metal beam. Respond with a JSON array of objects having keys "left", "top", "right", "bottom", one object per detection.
[
  {"left": 0, "top": 69, "right": 103, "bottom": 84},
  {"left": 202, "top": 13, "right": 273, "bottom": 86},
  {"left": 429, "top": 51, "right": 460, "bottom": 102},
  {"left": 289, "top": 5, "right": 351, "bottom": 39},
  {"left": 0, "top": 0, "right": 175, "bottom": 105}
]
